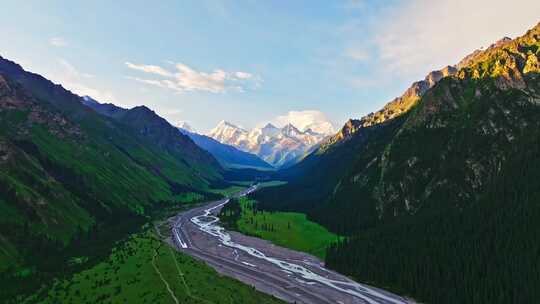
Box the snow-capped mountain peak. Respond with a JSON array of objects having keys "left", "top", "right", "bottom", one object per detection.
[
  {"left": 262, "top": 122, "right": 277, "bottom": 128},
  {"left": 217, "top": 120, "right": 242, "bottom": 129},
  {"left": 207, "top": 120, "right": 248, "bottom": 146},
  {"left": 271, "top": 110, "right": 336, "bottom": 136},
  {"left": 303, "top": 128, "right": 317, "bottom": 135},
  {"left": 281, "top": 123, "right": 302, "bottom": 137},
  {"left": 207, "top": 119, "right": 332, "bottom": 167},
  {"left": 259, "top": 123, "right": 280, "bottom": 137},
  {"left": 262, "top": 122, "right": 279, "bottom": 131}
]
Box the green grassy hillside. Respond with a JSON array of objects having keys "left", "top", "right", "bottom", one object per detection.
[
  {"left": 22, "top": 229, "right": 283, "bottom": 304},
  {"left": 0, "top": 57, "right": 225, "bottom": 300}
]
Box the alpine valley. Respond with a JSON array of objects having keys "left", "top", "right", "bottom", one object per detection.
[
  {"left": 1, "top": 4, "right": 540, "bottom": 304},
  {"left": 0, "top": 56, "right": 282, "bottom": 304}
]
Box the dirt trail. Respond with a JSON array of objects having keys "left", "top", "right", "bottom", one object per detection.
[{"left": 151, "top": 244, "right": 180, "bottom": 304}]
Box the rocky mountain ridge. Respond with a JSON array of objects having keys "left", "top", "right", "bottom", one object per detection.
[
  {"left": 299, "top": 21, "right": 540, "bottom": 229},
  {"left": 323, "top": 34, "right": 534, "bottom": 149},
  {"left": 324, "top": 65, "right": 458, "bottom": 148}
]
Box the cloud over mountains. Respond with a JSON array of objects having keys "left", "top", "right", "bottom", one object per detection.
[
  {"left": 126, "top": 61, "right": 260, "bottom": 93},
  {"left": 269, "top": 110, "right": 336, "bottom": 135}
]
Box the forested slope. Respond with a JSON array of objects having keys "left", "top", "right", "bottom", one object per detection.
[
  {"left": 326, "top": 131, "right": 540, "bottom": 303},
  {"left": 254, "top": 21, "right": 540, "bottom": 303},
  {"left": 0, "top": 57, "right": 223, "bottom": 300}
]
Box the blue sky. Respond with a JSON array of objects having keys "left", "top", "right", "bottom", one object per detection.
[{"left": 1, "top": 1, "right": 539, "bottom": 132}]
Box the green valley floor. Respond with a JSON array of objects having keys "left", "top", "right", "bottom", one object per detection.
[{"left": 220, "top": 196, "right": 339, "bottom": 259}]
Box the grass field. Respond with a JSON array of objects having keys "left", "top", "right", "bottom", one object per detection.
[
  {"left": 222, "top": 197, "right": 339, "bottom": 259},
  {"left": 23, "top": 228, "right": 283, "bottom": 304},
  {"left": 209, "top": 180, "right": 287, "bottom": 198},
  {"left": 223, "top": 163, "right": 276, "bottom": 171},
  {"left": 209, "top": 184, "right": 247, "bottom": 197},
  {"left": 258, "top": 181, "right": 287, "bottom": 188}
]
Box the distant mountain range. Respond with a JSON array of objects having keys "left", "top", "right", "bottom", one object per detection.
[
  {"left": 207, "top": 120, "right": 334, "bottom": 167},
  {"left": 177, "top": 124, "right": 273, "bottom": 169}
]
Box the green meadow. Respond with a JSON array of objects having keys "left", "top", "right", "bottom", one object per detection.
[
  {"left": 23, "top": 228, "right": 283, "bottom": 304},
  {"left": 220, "top": 197, "right": 339, "bottom": 259}
]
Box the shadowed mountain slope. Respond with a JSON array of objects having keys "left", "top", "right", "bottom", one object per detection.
[
  {"left": 254, "top": 21, "right": 540, "bottom": 304},
  {"left": 0, "top": 56, "right": 224, "bottom": 299}
]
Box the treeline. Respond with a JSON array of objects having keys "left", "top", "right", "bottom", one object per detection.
[
  {"left": 326, "top": 133, "right": 540, "bottom": 304},
  {"left": 219, "top": 198, "right": 242, "bottom": 230},
  {"left": 219, "top": 199, "right": 280, "bottom": 234},
  {"left": 0, "top": 142, "right": 222, "bottom": 303}
]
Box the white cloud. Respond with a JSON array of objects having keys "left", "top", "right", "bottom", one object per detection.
[
  {"left": 234, "top": 71, "right": 253, "bottom": 79},
  {"left": 346, "top": 0, "right": 540, "bottom": 79},
  {"left": 125, "top": 61, "right": 260, "bottom": 93},
  {"left": 49, "top": 37, "right": 68, "bottom": 47},
  {"left": 125, "top": 62, "right": 172, "bottom": 77},
  {"left": 125, "top": 76, "right": 170, "bottom": 89},
  {"left": 268, "top": 110, "right": 336, "bottom": 135}
]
